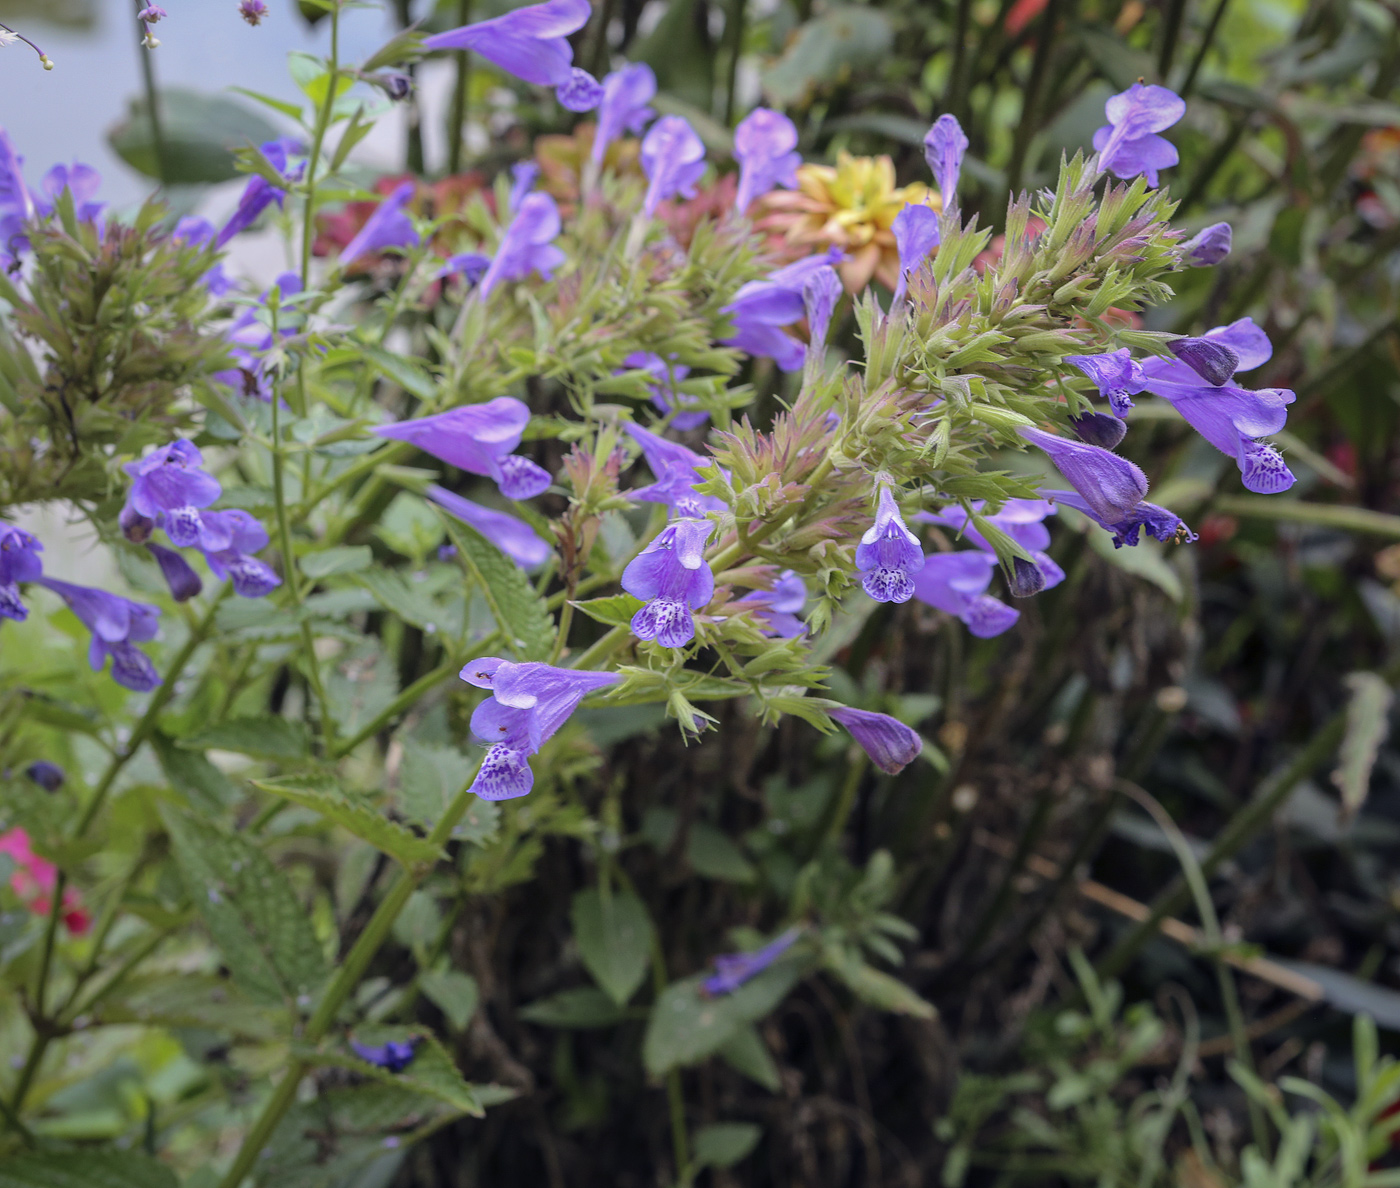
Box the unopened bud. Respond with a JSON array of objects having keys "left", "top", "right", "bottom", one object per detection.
[
  {"left": 1008, "top": 556, "right": 1046, "bottom": 598},
  {"left": 1168, "top": 337, "right": 1238, "bottom": 386},
  {"left": 1069, "top": 411, "right": 1127, "bottom": 449}
]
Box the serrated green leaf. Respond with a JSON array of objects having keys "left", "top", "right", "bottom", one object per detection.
[
  {"left": 519, "top": 987, "right": 628, "bottom": 1029},
  {"left": 438, "top": 510, "right": 556, "bottom": 660},
  {"left": 301, "top": 545, "right": 374, "bottom": 579},
  {"left": 302, "top": 1028, "right": 484, "bottom": 1117},
  {"left": 97, "top": 973, "right": 287, "bottom": 1040},
  {"left": 179, "top": 715, "right": 312, "bottom": 760},
  {"left": 1333, "top": 672, "right": 1393, "bottom": 821},
  {"left": 421, "top": 969, "right": 480, "bottom": 1031},
  {"left": 572, "top": 593, "right": 645, "bottom": 628},
  {"left": 821, "top": 948, "right": 935, "bottom": 1018},
  {"left": 351, "top": 568, "right": 457, "bottom": 635},
  {"left": 572, "top": 888, "right": 654, "bottom": 1006},
  {"left": 152, "top": 731, "right": 238, "bottom": 812},
  {"left": 251, "top": 772, "right": 444, "bottom": 867},
  {"left": 159, "top": 806, "right": 326, "bottom": 1007},
  {"left": 0, "top": 1151, "right": 178, "bottom": 1188},
  {"left": 398, "top": 739, "right": 476, "bottom": 829},
  {"left": 719, "top": 1024, "right": 781, "bottom": 1092},
  {"left": 687, "top": 822, "right": 757, "bottom": 882}
]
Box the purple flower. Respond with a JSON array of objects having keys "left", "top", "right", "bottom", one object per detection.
[
  {"left": 478, "top": 191, "right": 565, "bottom": 299},
  {"left": 38, "top": 163, "right": 104, "bottom": 223},
  {"left": 921, "top": 499, "right": 1065, "bottom": 593},
  {"left": 351, "top": 1037, "right": 419, "bottom": 1073},
  {"left": 340, "top": 181, "right": 419, "bottom": 267},
  {"left": 625, "top": 423, "right": 726, "bottom": 516},
  {"left": 856, "top": 486, "right": 924, "bottom": 604},
  {"left": 1066, "top": 348, "right": 1146, "bottom": 419},
  {"left": 218, "top": 138, "right": 302, "bottom": 247},
  {"left": 1168, "top": 336, "right": 1238, "bottom": 386},
  {"left": 122, "top": 440, "right": 223, "bottom": 549},
  {"left": 733, "top": 108, "right": 800, "bottom": 216},
  {"left": 1040, "top": 487, "right": 1195, "bottom": 549},
  {"left": 239, "top": 0, "right": 268, "bottom": 26},
  {"left": 1018, "top": 425, "right": 1149, "bottom": 524},
  {"left": 622, "top": 519, "right": 716, "bottom": 648},
  {"left": 461, "top": 657, "right": 620, "bottom": 799},
  {"left": 735, "top": 569, "right": 806, "bottom": 638},
  {"left": 556, "top": 66, "right": 603, "bottom": 112},
  {"left": 591, "top": 62, "right": 656, "bottom": 165},
  {"left": 703, "top": 927, "right": 802, "bottom": 996},
  {"left": 924, "top": 114, "right": 969, "bottom": 207},
  {"left": 719, "top": 248, "right": 844, "bottom": 372},
  {"left": 197, "top": 510, "right": 281, "bottom": 597},
  {"left": 1183, "top": 222, "right": 1231, "bottom": 266},
  {"left": 214, "top": 271, "right": 302, "bottom": 402},
  {"left": 1092, "top": 83, "right": 1186, "bottom": 186},
  {"left": 424, "top": 0, "right": 591, "bottom": 87},
  {"left": 0, "top": 525, "right": 42, "bottom": 621},
  {"left": 25, "top": 761, "right": 64, "bottom": 792},
  {"left": 890, "top": 203, "right": 940, "bottom": 304},
  {"left": 375, "top": 397, "right": 552, "bottom": 500},
  {"left": 147, "top": 542, "right": 203, "bottom": 602},
  {"left": 622, "top": 352, "right": 703, "bottom": 429},
  {"left": 910, "top": 551, "right": 1019, "bottom": 638},
  {"left": 37, "top": 578, "right": 161, "bottom": 692},
  {"left": 803, "top": 266, "right": 842, "bottom": 361},
  {"left": 640, "top": 115, "right": 707, "bottom": 219},
  {"left": 1137, "top": 319, "right": 1295, "bottom": 494},
  {"left": 828, "top": 707, "right": 922, "bottom": 775},
  {"left": 137, "top": 5, "right": 166, "bottom": 21},
  {"left": 508, "top": 161, "right": 539, "bottom": 212},
  {"left": 1069, "top": 411, "right": 1127, "bottom": 449},
  {"left": 172, "top": 216, "right": 233, "bottom": 296},
  {"left": 438, "top": 251, "right": 492, "bottom": 286},
  {"left": 427, "top": 485, "right": 552, "bottom": 570},
  {"left": 0, "top": 131, "right": 33, "bottom": 269}
]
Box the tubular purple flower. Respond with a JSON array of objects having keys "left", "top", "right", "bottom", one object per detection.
[
  {"left": 922, "top": 499, "right": 1065, "bottom": 594},
  {"left": 375, "top": 397, "right": 551, "bottom": 500},
  {"left": 733, "top": 108, "right": 801, "bottom": 215},
  {"left": 1070, "top": 411, "right": 1128, "bottom": 449},
  {"left": 1065, "top": 348, "right": 1146, "bottom": 418},
  {"left": 217, "top": 138, "right": 302, "bottom": 246},
  {"left": 461, "top": 657, "right": 620, "bottom": 799},
  {"left": 556, "top": 67, "right": 603, "bottom": 112},
  {"left": 1041, "top": 487, "right": 1196, "bottom": 549},
  {"left": 640, "top": 115, "right": 707, "bottom": 219},
  {"left": 508, "top": 161, "right": 539, "bottom": 211},
  {"left": 477, "top": 191, "right": 565, "bottom": 299},
  {"left": 0, "top": 525, "right": 42, "bottom": 622},
  {"left": 350, "top": 1038, "right": 418, "bottom": 1073},
  {"left": 38, "top": 163, "right": 104, "bottom": 223},
  {"left": 213, "top": 271, "right": 302, "bottom": 402},
  {"left": 591, "top": 63, "right": 656, "bottom": 165},
  {"left": 427, "top": 485, "right": 552, "bottom": 570},
  {"left": 1168, "top": 336, "right": 1238, "bottom": 386},
  {"left": 147, "top": 543, "right": 203, "bottom": 603},
  {"left": 239, "top": 0, "right": 268, "bottom": 24},
  {"left": 197, "top": 510, "right": 281, "bottom": 598},
  {"left": 828, "top": 707, "right": 922, "bottom": 775},
  {"left": 1183, "top": 222, "right": 1231, "bottom": 266},
  {"left": 625, "top": 423, "right": 726, "bottom": 515},
  {"left": 122, "top": 439, "right": 223, "bottom": 549},
  {"left": 910, "top": 551, "right": 1020, "bottom": 638},
  {"left": 622, "top": 519, "right": 716, "bottom": 648},
  {"left": 803, "top": 266, "right": 842, "bottom": 360},
  {"left": 923, "top": 114, "right": 969, "bottom": 207},
  {"left": 735, "top": 569, "right": 807, "bottom": 638},
  {"left": 0, "top": 131, "right": 33, "bottom": 269},
  {"left": 340, "top": 181, "right": 420, "bottom": 267},
  {"left": 719, "top": 248, "right": 843, "bottom": 372},
  {"left": 1017, "top": 426, "right": 1149, "bottom": 524},
  {"left": 425, "top": 0, "right": 591, "bottom": 86},
  {"left": 890, "top": 203, "right": 940, "bottom": 304},
  {"left": 438, "top": 251, "right": 492, "bottom": 286},
  {"left": 1092, "top": 83, "right": 1186, "bottom": 186},
  {"left": 37, "top": 578, "right": 161, "bottom": 692},
  {"left": 703, "top": 928, "right": 802, "bottom": 996},
  {"left": 856, "top": 486, "right": 924, "bottom": 604},
  {"left": 172, "top": 216, "right": 233, "bottom": 296},
  {"left": 622, "top": 352, "right": 703, "bottom": 429}
]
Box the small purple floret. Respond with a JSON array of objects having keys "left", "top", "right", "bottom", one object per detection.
[
  {"left": 720, "top": 248, "right": 844, "bottom": 372},
  {"left": 0, "top": 525, "right": 42, "bottom": 622},
  {"left": 1092, "top": 83, "right": 1186, "bottom": 186},
  {"left": 478, "top": 191, "right": 566, "bottom": 298},
  {"left": 376, "top": 397, "right": 551, "bottom": 500},
  {"left": 1017, "top": 426, "right": 1149, "bottom": 525},
  {"left": 340, "top": 181, "right": 420, "bottom": 268},
  {"left": 25, "top": 761, "right": 64, "bottom": 792},
  {"left": 625, "top": 423, "right": 726, "bottom": 516},
  {"left": 891, "top": 203, "right": 940, "bottom": 304},
  {"left": 622, "top": 519, "right": 716, "bottom": 648},
  {"left": 828, "top": 707, "right": 922, "bottom": 775},
  {"left": 703, "top": 928, "right": 802, "bottom": 996},
  {"left": 427, "top": 485, "right": 552, "bottom": 570},
  {"left": 733, "top": 108, "right": 801, "bottom": 216},
  {"left": 424, "top": 0, "right": 592, "bottom": 87},
  {"left": 37, "top": 577, "right": 161, "bottom": 692},
  {"left": 640, "top": 115, "right": 707, "bottom": 218},
  {"left": 351, "top": 1037, "right": 419, "bottom": 1073},
  {"left": 622, "top": 352, "right": 703, "bottom": 429},
  {"left": 592, "top": 63, "right": 657, "bottom": 165},
  {"left": 855, "top": 486, "right": 924, "bottom": 604},
  {"left": 923, "top": 114, "right": 969, "bottom": 207},
  {"left": 1183, "top": 222, "right": 1231, "bottom": 266}
]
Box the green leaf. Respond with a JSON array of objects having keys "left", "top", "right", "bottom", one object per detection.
[
  {"left": 719, "top": 1024, "right": 781, "bottom": 1092},
  {"left": 376, "top": 493, "right": 447, "bottom": 562},
  {"left": 160, "top": 806, "right": 326, "bottom": 1007},
  {"left": 693, "top": 1122, "right": 763, "bottom": 1169},
  {"left": 438, "top": 509, "right": 556, "bottom": 660},
  {"left": 687, "top": 822, "right": 757, "bottom": 882},
  {"left": 1085, "top": 528, "right": 1184, "bottom": 602},
  {"left": 351, "top": 342, "right": 438, "bottom": 400},
  {"left": 421, "top": 969, "right": 480, "bottom": 1031},
  {"left": 822, "top": 948, "right": 936, "bottom": 1018},
  {"left": 761, "top": 6, "right": 894, "bottom": 106},
  {"left": 571, "top": 888, "right": 654, "bottom": 1007},
  {"left": 1334, "top": 671, "right": 1395, "bottom": 821},
  {"left": 1212, "top": 495, "right": 1400, "bottom": 538},
  {"left": 301, "top": 545, "right": 374, "bottom": 579},
  {"left": 107, "top": 88, "right": 281, "bottom": 184},
  {"left": 398, "top": 739, "right": 477, "bottom": 829},
  {"left": 98, "top": 973, "right": 287, "bottom": 1041},
  {"left": 352, "top": 568, "right": 457, "bottom": 634},
  {"left": 152, "top": 731, "right": 237, "bottom": 812},
  {"left": 519, "top": 987, "right": 628, "bottom": 1029},
  {"left": 228, "top": 85, "right": 305, "bottom": 121},
  {"left": 308, "top": 1028, "right": 484, "bottom": 1117},
  {"left": 0, "top": 1151, "right": 178, "bottom": 1188},
  {"left": 179, "top": 715, "right": 312, "bottom": 760},
  {"left": 251, "top": 772, "right": 444, "bottom": 867},
  {"left": 572, "top": 593, "right": 645, "bottom": 628},
  {"left": 644, "top": 964, "right": 805, "bottom": 1076}
]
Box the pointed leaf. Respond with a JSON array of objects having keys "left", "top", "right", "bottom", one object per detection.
[{"left": 572, "top": 888, "right": 654, "bottom": 1006}]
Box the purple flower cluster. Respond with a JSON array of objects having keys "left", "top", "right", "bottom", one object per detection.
[
  {"left": 720, "top": 249, "right": 844, "bottom": 372},
  {"left": 213, "top": 272, "right": 301, "bottom": 402}
]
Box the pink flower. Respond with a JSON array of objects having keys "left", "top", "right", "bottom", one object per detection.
[{"left": 0, "top": 827, "right": 89, "bottom": 934}]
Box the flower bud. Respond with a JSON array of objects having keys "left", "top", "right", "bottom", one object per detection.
[
  {"left": 1069, "top": 411, "right": 1127, "bottom": 449},
  {"left": 1168, "top": 337, "right": 1239, "bottom": 386},
  {"left": 1008, "top": 556, "right": 1046, "bottom": 598}
]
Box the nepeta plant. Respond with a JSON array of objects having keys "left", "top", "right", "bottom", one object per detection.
[{"left": 0, "top": 0, "right": 1301, "bottom": 1179}]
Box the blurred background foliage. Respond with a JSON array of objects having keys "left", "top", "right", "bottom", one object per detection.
[{"left": 5, "top": 0, "right": 1400, "bottom": 1184}]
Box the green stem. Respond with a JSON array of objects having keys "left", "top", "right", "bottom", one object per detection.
[
  {"left": 447, "top": 0, "right": 472, "bottom": 174},
  {"left": 570, "top": 624, "right": 628, "bottom": 670},
  {"left": 1004, "top": 0, "right": 1067, "bottom": 199},
  {"left": 668, "top": 1069, "right": 692, "bottom": 1186},
  {"left": 1156, "top": 0, "right": 1188, "bottom": 80},
  {"left": 133, "top": 2, "right": 169, "bottom": 187},
  {"left": 300, "top": 4, "right": 340, "bottom": 290},
  {"left": 723, "top": 0, "right": 746, "bottom": 126},
  {"left": 216, "top": 764, "right": 482, "bottom": 1188},
  {"left": 822, "top": 754, "right": 868, "bottom": 849},
  {"left": 1177, "top": 0, "right": 1231, "bottom": 100}
]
